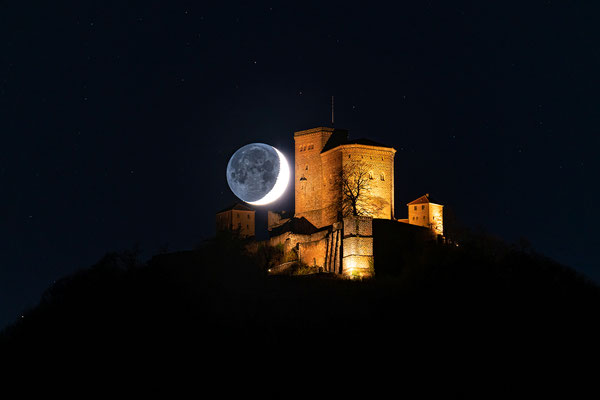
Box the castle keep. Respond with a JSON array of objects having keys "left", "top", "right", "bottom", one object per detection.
[{"left": 294, "top": 127, "right": 396, "bottom": 228}]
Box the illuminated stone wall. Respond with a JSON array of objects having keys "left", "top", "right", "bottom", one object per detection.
[
  {"left": 294, "top": 127, "right": 337, "bottom": 228},
  {"left": 429, "top": 203, "right": 444, "bottom": 236},
  {"left": 342, "top": 216, "right": 374, "bottom": 278},
  {"left": 338, "top": 146, "right": 395, "bottom": 221},
  {"left": 254, "top": 226, "right": 342, "bottom": 272},
  {"left": 408, "top": 203, "right": 430, "bottom": 228},
  {"left": 320, "top": 149, "right": 343, "bottom": 227},
  {"left": 267, "top": 230, "right": 327, "bottom": 256},
  {"left": 298, "top": 239, "right": 328, "bottom": 267},
  {"left": 407, "top": 201, "right": 444, "bottom": 236}
]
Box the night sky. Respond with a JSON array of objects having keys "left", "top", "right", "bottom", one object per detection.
[{"left": 2, "top": 1, "right": 599, "bottom": 329}]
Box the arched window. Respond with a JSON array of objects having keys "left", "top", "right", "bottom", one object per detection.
[
  {"left": 369, "top": 171, "right": 374, "bottom": 180},
  {"left": 380, "top": 172, "right": 385, "bottom": 181}
]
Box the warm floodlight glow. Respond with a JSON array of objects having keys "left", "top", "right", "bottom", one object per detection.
[{"left": 248, "top": 148, "right": 290, "bottom": 205}]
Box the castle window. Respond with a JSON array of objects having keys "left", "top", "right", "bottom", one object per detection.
[
  {"left": 369, "top": 171, "right": 373, "bottom": 179},
  {"left": 247, "top": 214, "right": 250, "bottom": 219},
  {"left": 414, "top": 206, "right": 417, "bottom": 210},
  {"left": 305, "top": 165, "right": 309, "bottom": 171},
  {"left": 380, "top": 173, "right": 385, "bottom": 181},
  {"left": 422, "top": 205, "right": 425, "bottom": 210}
]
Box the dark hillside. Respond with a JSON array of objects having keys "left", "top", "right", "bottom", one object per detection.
[{"left": 2, "top": 231, "right": 598, "bottom": 364}]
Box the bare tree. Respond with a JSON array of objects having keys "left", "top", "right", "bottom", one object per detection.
[{"left": 339, "top": 160, "right": 387, "bottom": 217}]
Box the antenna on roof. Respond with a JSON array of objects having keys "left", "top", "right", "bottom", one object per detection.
[{"left": 331, "top": 95, "right": 334, "bottom": 126}]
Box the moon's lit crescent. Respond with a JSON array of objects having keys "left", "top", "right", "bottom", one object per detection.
[{"left": 247, "top": 147, "right": 290, "bottom": 205}]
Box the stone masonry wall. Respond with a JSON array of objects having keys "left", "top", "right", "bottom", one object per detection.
[
  {"left": 339, "top": 146, "right": 395, "bottom": 221},
  {"left": 342, "top": 216, "right": 374, "bottom": 278},
  {"left": 294, "top": 128, "right": 336, "bottom": 228},
  {"left": 429, "top": 203, "right": 444, "bottom": 236},
  {"left": 319, "top": 149, "right": 343, "bottom": 227},
  {"left": 298, "top": 239, "right": 328, "bottom": 267}
]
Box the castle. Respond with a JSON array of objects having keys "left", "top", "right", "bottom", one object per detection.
[{"left": 220, "top": 126, "right": 445, "bottom": 278}]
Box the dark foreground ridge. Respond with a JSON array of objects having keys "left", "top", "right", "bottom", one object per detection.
[{"left": 2, "top": 230, "right": 599, "bottom": 365}]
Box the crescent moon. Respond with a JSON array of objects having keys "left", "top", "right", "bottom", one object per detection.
[{"left": 247, "top": 147, "right": 290, "bottom": 205}]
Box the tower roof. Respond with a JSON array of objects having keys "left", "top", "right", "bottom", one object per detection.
[
  {"left": 406, "top": 194, "right": 443, "bottom": 206},
  {"left": 321, "top": 137, "right": 393, "bottom": 153},
  {"left": 294, "top": 126, "right": 336, "bottom": 137},
  {"left": 216, "top": 203, "right": 254, "bottom": 214}
]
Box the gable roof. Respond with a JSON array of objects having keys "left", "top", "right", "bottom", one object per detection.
[
  {"left": 406, "top": 194, "right": 443, "bottom": 206},
  {"left": 216, "top": 203, "right": 254, "bottom": 214}
]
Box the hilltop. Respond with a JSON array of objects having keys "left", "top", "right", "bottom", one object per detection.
[{"left": 2, "top": 230, "right": 598, "bottom": 362}]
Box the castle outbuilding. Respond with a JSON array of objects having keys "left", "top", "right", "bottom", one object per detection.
[
  {"left": 215, "top": 203, "right": 255, "bottom": 238},
  {"left": 405, "top": 194, "right": 444, "bottom": 236}
]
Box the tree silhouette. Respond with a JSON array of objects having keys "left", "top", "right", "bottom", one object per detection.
[{"left": 339, "top": 160, "right": 387, "bottom": 217}]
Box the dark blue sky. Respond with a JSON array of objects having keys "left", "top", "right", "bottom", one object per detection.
[{"left": 1, "top": 1, "right": 599, "bottom": 328}]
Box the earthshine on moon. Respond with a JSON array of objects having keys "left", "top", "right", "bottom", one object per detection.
[{"left": 226, "top": 143, "right": 290, "bottom": 205}]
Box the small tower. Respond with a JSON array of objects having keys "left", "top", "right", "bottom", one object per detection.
[
  {"left": 215, "top": 203, "right": 255, "bottom": 238},
  {"left": 407, "top": 194, "right": 444, "bottom": 236}
]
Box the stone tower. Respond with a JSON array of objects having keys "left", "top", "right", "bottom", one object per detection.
[
  {"left": 294, "top": 127, "right": 347, "bottom": 228},
  {"left": 294, "top": 126, "right": 396, "bottom": 228}
]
